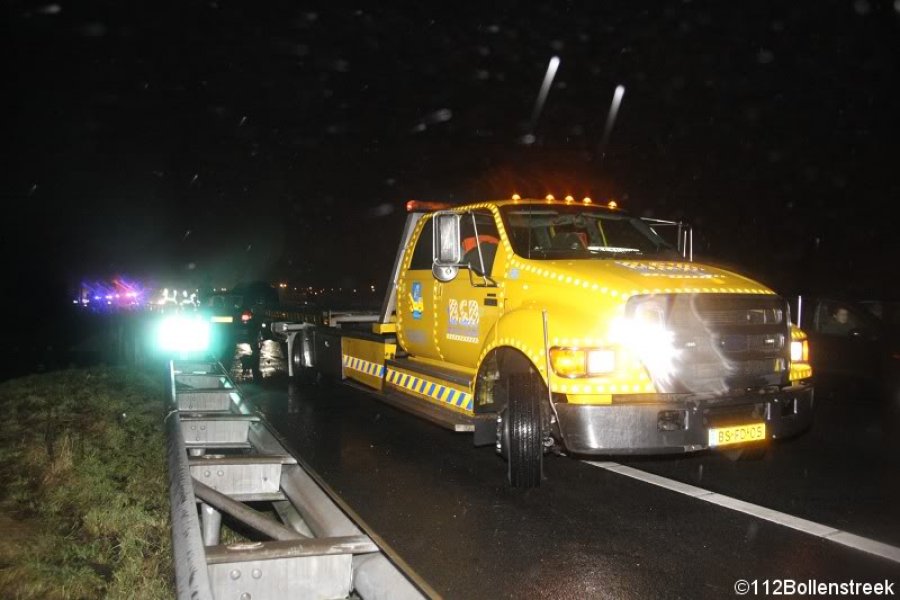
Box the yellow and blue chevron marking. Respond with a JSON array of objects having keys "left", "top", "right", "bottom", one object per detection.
[
  {"left": 342, "top": 355, "right": 386, "bottom": 378},
  {"left": 385, "top": 368, "right": 474, "bottom": 412}
]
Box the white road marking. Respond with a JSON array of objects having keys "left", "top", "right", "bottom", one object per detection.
[{"left": 586, "top": 461, "right": 900, "bottom": 565}]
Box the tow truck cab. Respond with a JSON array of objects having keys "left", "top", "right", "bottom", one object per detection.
[{"left": 282, "top": 197, "right": 814, "bottom": 487}]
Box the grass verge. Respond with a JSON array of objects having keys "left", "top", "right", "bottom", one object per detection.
[{"left": 0, "top": 367, "right": 172, "bottom": 599}]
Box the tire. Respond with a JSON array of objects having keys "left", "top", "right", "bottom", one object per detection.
[
  {"left": 500, "top": 372, "right": 544, "bottom": 488},
  {"left": 290, "top": 332, "right": 317, "bottom": 384}
]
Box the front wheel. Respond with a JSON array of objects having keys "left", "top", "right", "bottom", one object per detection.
[{"left": 497, "top": 372, "right": 544, "bottom": 488}]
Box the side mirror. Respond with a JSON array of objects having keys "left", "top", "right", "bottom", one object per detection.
[{"left": 432, "top": 212, "right": 461, "bottom": 282}]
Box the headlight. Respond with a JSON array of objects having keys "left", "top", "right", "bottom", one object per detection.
[
  {"left": 790, "top": 339, "right": 809, "bottom": 363},
  {"left": 550, "top": 347, "right": 616, "bottom": 378},
  {"left": 612, "top": 296, "right": 680, "bottom": 386}
]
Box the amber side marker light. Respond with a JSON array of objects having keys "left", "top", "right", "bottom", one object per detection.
[{"left": 406, "top": 200, "right": 453, "bottom": 212}]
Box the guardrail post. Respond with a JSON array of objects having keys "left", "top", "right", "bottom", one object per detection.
[{"left": 200, "top": 503, "right": 222, "bottom": 546}]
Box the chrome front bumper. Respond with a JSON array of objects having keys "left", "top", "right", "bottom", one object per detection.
[{"left": 556, "top": 384, "right": 814, "bottom": 455}]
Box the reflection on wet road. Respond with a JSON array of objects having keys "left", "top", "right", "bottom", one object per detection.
[{"left": 225, "top": 339, "right": 287, "bottom": 383}]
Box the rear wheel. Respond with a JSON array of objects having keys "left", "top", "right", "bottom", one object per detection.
[
  {"left": 497, "top": 372, "right": 544, "bottom": 488},
  {"left": 290, "top": 332, "right": 316, "bottom": 384}
]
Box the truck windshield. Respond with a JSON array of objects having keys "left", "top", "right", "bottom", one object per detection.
[{"left": 499, "top": 205, "right": 677, "bottom": 260}]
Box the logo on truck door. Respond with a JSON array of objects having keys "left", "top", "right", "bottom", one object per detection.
[
  {"left": 410, "top": 281, "right": 424, "bottom": 320},
  {"left": 447, "top": 298, "right": 480, "bottom": 343}
]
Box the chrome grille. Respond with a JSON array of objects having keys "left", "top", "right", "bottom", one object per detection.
[{"left": 631, "top": 294, "right": 790, "bottom": 394}]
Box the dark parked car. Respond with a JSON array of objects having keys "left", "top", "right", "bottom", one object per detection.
[
  {"left": 198, "top": 282, "right": 278, "bottom": 342},
  {"left": 796, "top": 296, "right": 899, "bottom": 408}
]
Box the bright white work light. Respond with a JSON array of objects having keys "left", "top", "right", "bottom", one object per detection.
[{"left": 156, "top": 314, "right": 210, "bottom": 353}]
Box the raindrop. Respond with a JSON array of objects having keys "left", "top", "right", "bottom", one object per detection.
[
  {"left": 28, "top": 184, "right": 38, "bottom": 196},
  {"left": 78, "top": 22, "right": 108, "bottom": 37},
  {"left": 853, "top": 0, "right": 871, "bottom": 15},
  {"left": 486, "top": 24, "right": 500, "bottom": 34},
  {"left": 368, "top": 203, "right": 395, "bottom": 217},
  {"left": 427, "top": 108, "right": 453, "bottom": 123},
  {"left": 190, "top": 174, "right": 199, "bottom": 185},
  {"left": 757, "top": 49, "right": 774, "bottom": 64},
  {"left": 519, "top": 133, "right": 536, "bottom": 145},
  {"left": 38, "top": 4, "right": 61, "bottom": 14},
  {"left": 895, "top": 0, "right": 900, "bottom": 13},
  {"left": 239, "top": 116, "right": 247, "bottom": 127}
]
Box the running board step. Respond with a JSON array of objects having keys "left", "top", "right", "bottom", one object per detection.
[
  {"left": 376, "top": 385, "right": 495, "bottom": 438},
  {"left": 386, "top": 357, "right": 473, "bottom": 387}
]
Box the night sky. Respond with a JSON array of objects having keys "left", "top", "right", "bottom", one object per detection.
[{"left": 4, "top": 1, "right": 899, "bottom": 301}]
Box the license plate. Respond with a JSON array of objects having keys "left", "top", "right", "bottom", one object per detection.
[
  {"left": 708, "top": 423, "right": 766, "bottom": 447},
  {"left": 211, "top": 316, "right": 233, "bottom": 323}
]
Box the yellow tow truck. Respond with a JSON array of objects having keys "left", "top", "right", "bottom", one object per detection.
[{"left": 270, "top": 196, "right": 814, "bottom": 487}]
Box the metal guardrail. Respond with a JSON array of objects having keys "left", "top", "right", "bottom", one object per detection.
[{"left": 166, "top": 359, "right": 428, "bottom": 599}]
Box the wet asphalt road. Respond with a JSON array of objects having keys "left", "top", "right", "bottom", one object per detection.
[{"left": 230, "top": 340, "right": 899, "bottom": 599}]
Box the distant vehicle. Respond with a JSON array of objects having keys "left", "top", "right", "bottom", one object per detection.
[
  {"left": 795, "top": 296, "right": 900, "bottom": 402},
  {"left": 228, "top": 281, "right": 280, "bottom": 340}
]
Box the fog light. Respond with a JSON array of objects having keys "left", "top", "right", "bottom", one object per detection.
[{"left": 790, "top": 339, "right": 808, "bottom": 363}]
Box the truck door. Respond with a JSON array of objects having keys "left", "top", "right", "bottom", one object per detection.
[
  {"left": 397, "top": 217, "right": 442, "bottom": 360},
  {"left": 435, "top": 210, "right": 504, "bottom": 368}
]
